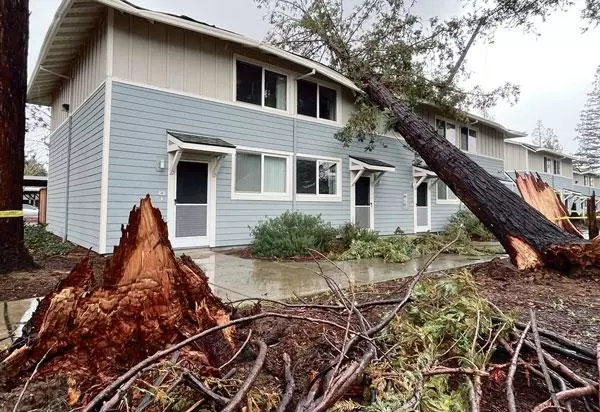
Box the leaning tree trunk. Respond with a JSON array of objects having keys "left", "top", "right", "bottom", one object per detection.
[
  {"left": 0, "top": 196, "right": 235, "bottom": 405},
  {"left": 362, "top": 74, "right": 600, "bottom": 270},
  {"left": 0, "top": 0, "right": 33, "bottom": 273}
]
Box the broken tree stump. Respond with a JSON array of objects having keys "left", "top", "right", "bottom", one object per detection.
[{"left": 0, "top": 196, "right": 235, "bottom": 402}]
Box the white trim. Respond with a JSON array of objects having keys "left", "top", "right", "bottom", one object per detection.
[
  {"left": 295, "top": 155, "right": 343, "bottom": 202},
  {"left": 230, "top": 148, "right": 293, "bottom": 201},
  {"left": 414, "top": 179, "right": 431, "bottom": 233},
  {"left": 47, "top": 81, "right": 107, "bottom": 134},
  {"left": 350, "top": 171, "right": 375, "bottom": 229},
  {"left": 98, "top": 9, "right": 114, "bottom": 254},
  {"left": 349, "top": 157, "right": 395, "bottom": 173},
  {"left": 167, "top": 135, "right": 236, "bottom": 155}
]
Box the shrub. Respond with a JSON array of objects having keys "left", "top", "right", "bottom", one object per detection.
[
  {"left": 250, "top": 211, "right": 337, "bottom": 258},
  {"left": 337, "top": 235, "right": 415, "bottom": 263},
  {"left": 443, "top": 209, "right": 494, "bottom": 242},
  {"left": 24, "top": 224, "right": 72, "bottom": 258},
  {"left": 339, "top": 222, "right": 378, "bottom": 249}
]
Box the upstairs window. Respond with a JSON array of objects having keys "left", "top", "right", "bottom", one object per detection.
[
  {"left": 584, "top": 175, "right": 594, "bottom": 186},
  {"left": 553, "top": 159, "right": 561, "bottom": 175},
  {"left": 436, "top": 181, "right": 458, "bottom": 203},
  {"left": 460, "top": 127, "right": 477, "bottom": 152},
  {"left": 436, "top": 119, "right": 457, "bottom": 146},
  {"left": 236, "top": 60, "right": 287, "bottom": 111},
  {"left": 543, "top": 157, "right": 552, "bottom": 173},
  {"left": 297, "top": 79, "right": 337, "bottom": 121}
]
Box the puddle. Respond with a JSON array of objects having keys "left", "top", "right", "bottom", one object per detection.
[
  {"left": 192, "top": 252, "right": 493, "bottom": 302},
  {"left": 0, "top": 297, "right": 40, "bottom": 350}
]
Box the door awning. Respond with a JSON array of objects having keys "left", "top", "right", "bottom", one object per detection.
[
  {"left": 168, "top": 131, "right": 236, "bottom": 155},
  {"left": 349, "top": 156, "right": 395, "bottom": 172}
]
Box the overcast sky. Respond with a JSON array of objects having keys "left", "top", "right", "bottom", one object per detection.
[{"left": 29, "top": 0, "right": 600, "bottom": 154}]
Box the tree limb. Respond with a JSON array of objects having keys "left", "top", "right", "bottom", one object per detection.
[
  {"left": 507, "top": 321, "right": 531, "bottom": 412},
  {"left": 222, "top": 340, "right": 268, "bottom": 412},
  {"left": 533, "top": 386, "right": 599, "bottom": 412},
  {"left": 277, "top": 353, "right": 295, "bottom": 412}
]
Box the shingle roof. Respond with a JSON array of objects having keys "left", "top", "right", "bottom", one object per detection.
[
  {"left": 168, "top": 131, "right": 236, "bottom": 148},
  {"left": 350, "top": 156, "right": 395, "bottom": 169}
]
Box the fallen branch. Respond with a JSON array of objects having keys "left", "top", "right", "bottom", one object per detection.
[
  {"left": 222, "top": 340, "right": 268, "bottom": 412},
  {"left": 507, "top": 321, "right": 531, "bottom": 412},
  {"left": 84, "top": 311, "right": 369, "bottom": 411},
  {"left": 219, "top": 330, "right": 252, "bottom": 371},
  {"left": 12, "top": 345, "right": 54, "bottom": 412},
  {"left": 514, "top": 320, "right": 595, "bottom": 359},
  {"left": 467, "top": 375, "right": 482, "bottom": 412},
  {"left": 99, "top": 370, "right": 143, "bottom": 412},
  {"left": 530, "top": 308, "right": 560, "bottom": 410},
  {"left": 277, "top": 353, "right": 295, "bottom": 412},
  {"left": 183, "top": 369, "right": 230, "bottom": 406},
  {"left": 423, "top": 366, "right": 489, "bottom": 377},
  {"left": 597, "top": 343, "right": 600, "bottom": 410},
  {"left": 539, "top": 339, "right": 597, "bottom": 365},
  {"left": 533, "top": 386, "right": 599, "bottom": 412}
]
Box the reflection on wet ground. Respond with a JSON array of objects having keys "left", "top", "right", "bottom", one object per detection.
[{"left": 188, "top": 251, "right": 496, "bottom": 302}]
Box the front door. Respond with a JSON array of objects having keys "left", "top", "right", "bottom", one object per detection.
[
  {"left": 354, "top": 176, "right": 372, "bottom": 228},
  {"left": 173, "top": 161, "right": 209, "bottom": 248},
  {"left": 415, "top": 181, "right": 430, "bottom": 232}
]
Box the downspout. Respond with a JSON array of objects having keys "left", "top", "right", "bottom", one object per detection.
[
  {"left": 292, "top": 118, "right": 297, "bottom": 211},
  {"left": 63, "top": 85, "right": 74, "bottom": 241}
]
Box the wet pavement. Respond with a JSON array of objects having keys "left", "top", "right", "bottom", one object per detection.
[
  {"left": 186, "top": 251, "right": 496, "bottom": 302},
  {"left": 0, "top": 252, "right": 498, "bottom": 343},
  {"left": 1, "top": 297, "right": 39, "bottom": 349}
]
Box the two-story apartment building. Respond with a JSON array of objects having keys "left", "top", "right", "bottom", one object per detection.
[
  {"left": 504, "top": 141, "right": 600, "bottom": 214},
  {"left": 29, "top": 0, "right": 525, "bottom": 253}
]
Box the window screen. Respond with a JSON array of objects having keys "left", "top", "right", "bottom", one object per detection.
[
  {"left": 264, "top": 70, "right": 287, "bottom": 110},
  {"left": 318, "top": 161, "right": 337, "bottom": 194},
  {"left": 319, "top": 85, "right": 337, "bottom": 121},
  {"left": 235, "top": 153, "right": 261, "bottom": 192},
  {"left": 236, "top": 61, "right": 262, "bottom": 105},
  {"left": 176, "top": 162, "right": 208, "bottom": 204},
  {"left": 297, "top": 80, "right": 317, "bottom": 117},
  {"left": 296, "top": 158, "right": 317, "bottom": 194}
]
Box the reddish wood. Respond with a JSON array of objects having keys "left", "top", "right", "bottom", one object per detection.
[
  {"left": 515, "top": 172, "right": 583, "bottom": 238},
  {"left": 588, "top": 191, "right": 598, "bottom": 240},
  {"left": 361, "top": 73, "right": 599, "bottom": 270},
  {"left": 0, "top": 196, "right": 235, "bottom": 401},
  {"left": 0, "top": 0, "right": 34, "bottom": 273}
]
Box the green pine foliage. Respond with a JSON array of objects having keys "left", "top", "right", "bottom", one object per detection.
[{"left": 250, "top": 211, "right": 337, "bottom": 258}]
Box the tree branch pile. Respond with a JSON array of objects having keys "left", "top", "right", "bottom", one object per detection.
[{"left": 0, "top": 196, "right": 235, "bottom": 404}]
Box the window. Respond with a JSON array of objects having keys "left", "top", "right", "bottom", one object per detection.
[
  {"left": 584, "top": 175, "right": 594, "bottom": 186},
  {"left": 553, "top": 159, "right": 561, "bottom": 175},
  {"left": 460, "top": 127, "right": 477, "bottom": 152},
  {"left": 436, "top": 119, "right": 457, "bottom": 146},
  {"left": 437, "top": 181, "right": 458, "bottom": 203},
  {"left": 234, "top": 151, "right": 289, "bottom": 198},
  {"left": 235, "top": 60, "right": 287, "bottom": 111},
  {"left": 543, "top": 157, "right": 552, "bottom": 173},
  {"left": 297, "top": 79, "right": 337, "bottom": 121},
  {"left": 296, "top": 157, "right": 340, "bottom": 199}
]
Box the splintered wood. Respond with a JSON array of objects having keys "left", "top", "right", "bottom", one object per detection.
[
  {"left": 515, "top": 172, "right": 583, "bottom": 238},
  {"left": 0, "top": 196, "right": 234, "bottom": 402}
]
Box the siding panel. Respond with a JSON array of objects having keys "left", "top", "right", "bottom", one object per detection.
[{"left": 47, "top": 84, "right": 105, "bottom": 250}]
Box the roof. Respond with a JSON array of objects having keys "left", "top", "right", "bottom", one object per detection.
[
  {"left": 350, "top": 156, "right": 395, "bottom": 169},
  {"left": 28, "top": 0, "right": 361, "bottom": 105},
  {"left": 168, "top": 131, "right": 235, "bottom": 148},
  {"left": 505, "top": 140, "right": 577, "bottom": 160}
]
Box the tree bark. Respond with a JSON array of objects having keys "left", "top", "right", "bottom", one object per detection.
[
  {"left": 362, "top": 73, "right": 598, "bottom": 270},
  {"left": 0, "top": 0, "right": 34, "bottom": 273},
  {"left": 0, "top": 196, "right": 235, "bottom": 403}
]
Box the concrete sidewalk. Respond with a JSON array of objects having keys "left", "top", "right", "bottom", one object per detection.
[{"left": 184, "top": 250, "right": 495, "bottom": 302}]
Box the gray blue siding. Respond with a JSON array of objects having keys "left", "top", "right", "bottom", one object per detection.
[
  {"left": 46, "top": 84, "right": 105, "bottom": 250},
  {"left": 107, "top": 81, "right": 419, "bottom": 248}
]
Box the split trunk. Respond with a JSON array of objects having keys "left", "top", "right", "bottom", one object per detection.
[
  {"left": 0, "top": 0, "right": 34, "bottom": 273},
  {"left": 362, "top": 74, "right": 600, "bottom": 270},
  {"left": 0, "top": 196, "right": 235, "bottom": 404}
]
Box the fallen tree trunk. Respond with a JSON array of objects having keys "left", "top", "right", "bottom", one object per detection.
[
  {"left": 361, "top": 73, "right": 600, "bottom": 270},
  {"left": 0, "top": 196, "right": 235, "bottom": 403}
]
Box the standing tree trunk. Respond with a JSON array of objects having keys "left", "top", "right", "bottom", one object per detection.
[
  {"left": 0, "top": 0, "right": 33, "bottom": 273},
  {"left": 587, "top": 192, "right": 598, "bottom": 240},
  {"left": 362, "top": 74, "right": 600, "bottom": 270}
]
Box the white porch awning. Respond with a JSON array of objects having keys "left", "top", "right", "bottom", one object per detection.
[
  {"left": 167, "top": 131, "right": 236, "bottom": 176},
  {"left": 349, "top": 156, "right": 395, "bottom": 186}
]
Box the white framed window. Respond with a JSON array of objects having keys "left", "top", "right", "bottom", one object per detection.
[
  {"left": 553, "top": 159, "right": 561, "bottom": 175},
  {"left": 232, "top": 148, "right": 292, "bottom": 201},
  {"left": 584, "top": 175, "right": 594, "bottom": 186},
  {"left": 436, "top": 181, "right": 459, "bottom": 204},
  {"left": 296, "top": 155, "right": 342, "bottom": 201},
  {"left": 297, "top": 79, "right": 339, "bottom": 122},
  {"left": 436, "top": 118, "right": 457, "bottom": 146},
  {"left": 235, "top": 58, "right": 288, "bottom": 111},
  {"left": 460, "top": 126, "right": 477, "bottom": 152}
]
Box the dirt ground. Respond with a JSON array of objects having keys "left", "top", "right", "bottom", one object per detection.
[{"left": 0, "top": 251, "right": 599, "bottom": 411}]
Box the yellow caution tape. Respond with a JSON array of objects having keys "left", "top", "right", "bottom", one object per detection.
[{"left": 0, "top": 210, "right": 24, "bottom": 218}]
